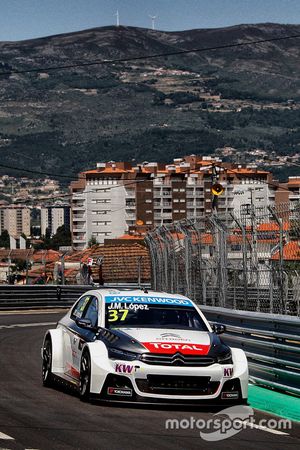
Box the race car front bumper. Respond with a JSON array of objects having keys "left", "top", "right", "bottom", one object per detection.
[
  {"left": 98, "top": 373, "right": 246, "bottom": 406},
  {"left": 89, "top": 347, "right": 248, "bottom": 405}
]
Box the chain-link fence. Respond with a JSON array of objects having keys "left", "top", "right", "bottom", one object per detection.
[{"left": 145, "top": 203, "right": 300, "bottom": 316}]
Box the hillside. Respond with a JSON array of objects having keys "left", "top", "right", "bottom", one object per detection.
[{"left": 0, "top": 23, "right": 299, "bottom": 180}]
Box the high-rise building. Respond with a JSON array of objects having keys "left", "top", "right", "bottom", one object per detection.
[
  {"left": 40, "top": 205, "right": 71, "bottom": 236},
  {"left": 0, "top": 206, "right": 31, "bottom": 237},
  {"left": 70, "top": 157, "right": 279, "bottom": 250}
]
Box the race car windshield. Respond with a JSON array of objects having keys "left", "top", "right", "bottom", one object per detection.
[{"left": 105, "top": 301, "right": 208, "bottom": 331}]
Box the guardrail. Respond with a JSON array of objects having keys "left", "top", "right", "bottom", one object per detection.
[
  {"left": 201, "top": 305, "right": 300, "bottom": 396},
  {"left": 0, "top": 284, "right": 149, "bottom": 310},
  {"left": 0, "top": 285, "right": 89, "bottom": 310}
]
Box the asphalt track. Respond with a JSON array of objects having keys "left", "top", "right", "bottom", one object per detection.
[{"left": 0, "top": 311, "right": 299, "bottom": 450}]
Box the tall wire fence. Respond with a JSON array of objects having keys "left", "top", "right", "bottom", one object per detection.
[{"left": 145, "top": 202, "right": 300, "bottom": 316}]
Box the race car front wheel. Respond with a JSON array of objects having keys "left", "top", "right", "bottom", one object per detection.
[
  {"left": 42, "top": 337, "right": 54, "bottom": 387},
  {"left": 79, "top": 350, "right": 91, "bottom": 402}
]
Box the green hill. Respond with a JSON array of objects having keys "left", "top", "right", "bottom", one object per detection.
[{"left": 0, "top": 23, "right": 299, "bottom": 180}]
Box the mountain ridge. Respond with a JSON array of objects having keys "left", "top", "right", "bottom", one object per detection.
[{"left": 0, "top": 23, "right": 299, "bottom": 181}]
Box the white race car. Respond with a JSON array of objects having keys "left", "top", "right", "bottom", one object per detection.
[{"left": 42, "top": 289, "right": 248, "bottom": 405}]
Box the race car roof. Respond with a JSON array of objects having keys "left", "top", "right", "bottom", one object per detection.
[{"left": 94, "top": 288, "right": 192, "bottom": 302}]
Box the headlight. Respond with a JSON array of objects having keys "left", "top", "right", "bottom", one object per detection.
[
  {"left": 217, "top": 351, "right": 233, "bottom": 364},
  {"left": 108, "top": 347, "right": 139, "bottom": 361}
]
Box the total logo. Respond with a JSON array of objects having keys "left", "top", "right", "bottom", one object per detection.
[{"left": 142, "top": 342, "right": 210, "bottom": 355}]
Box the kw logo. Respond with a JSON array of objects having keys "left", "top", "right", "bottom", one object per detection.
[
  {"left": 224, "top": 367, "right": 233, "bottom": 377},
  {"left": 115, "top": 363, "right": 136, "bottom": 374}
]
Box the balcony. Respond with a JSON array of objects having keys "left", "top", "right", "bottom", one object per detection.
[
  {"left": 125, "top": 203, "right": 136, "bottom": 209},
  {"left": 73, "top": 226, "right": 85, "bottom": 232},
  {"left": 125, "top": 190, "right": 135, "bottom": 198},
  {"left": 73, "top": 238, "right": 86, "bottom": 244},
  {"left": 154, "top": 202, "right": 172, "bottom": 208},
  {"left": 73, "top": 214, "right": 86, "bottom": 221},
  {"left": 154, "top": 212, "right": 172, "bottom": 219},
  {"left": 126, "top": 213, "right": 136, "bottom": 219},
  {"left": 72, "top": 193, "right": 85, "bottom": 200},
  {"left": 289, "top": 194, "right": 300, "bottom": 200}
]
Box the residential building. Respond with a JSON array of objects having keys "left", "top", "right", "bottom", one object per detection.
[
  {"left": 0, "top": 206, "right": 31, "bottom": 237},
  {"left": 286, "top": 177, "right": 300, "bottom": 206},
  {"left": 40, "top": 205, "right": 71, "bottom": 236},
  {"left": 274, "top": 177, "right": 300, "bottom": 207},
  {"left": 70, "top": 157, "right": 279, "bottom": 250}
]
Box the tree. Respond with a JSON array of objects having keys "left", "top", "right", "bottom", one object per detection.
[
  {"left": 50, "top": 225, "right": 72, "bottom": 250},
  {"left": 0, "top": 230, "right": 10, "bottom": 248},
  {"left": 33, "top": 225, "right": 71, "bottom": 250},
  {"left": 11, "top": 259, "right": 32, "bottom": 273},
  {"left": 88, "top": 236, "right": 98, "bottom": 248}
]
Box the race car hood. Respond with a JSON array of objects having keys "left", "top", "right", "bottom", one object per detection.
[{"left": 117, "top": 328, "right": 211, "bottom": 355}]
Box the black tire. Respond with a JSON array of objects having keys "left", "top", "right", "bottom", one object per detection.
[
  {"left": 79, "top": 350, "right": 91, "bottom": 402},
  {"left": 42, "top": 337, "right": 54, "bottom": 387}
]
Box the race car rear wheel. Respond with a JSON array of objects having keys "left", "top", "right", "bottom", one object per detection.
[
  {"left": 42, "top": 337, "right": 54, "bottom": 387},
  {"left": 79, "top": 350, "right": 91, "bottom": 402}
]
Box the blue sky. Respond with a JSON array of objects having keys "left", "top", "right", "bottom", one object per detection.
[{"left": 0, "top": 0, "right": 299, "bottom": 41}]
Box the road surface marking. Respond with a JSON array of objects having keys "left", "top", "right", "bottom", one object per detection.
[
  {"left": 0, "top": 322, "right": 56, "bottom": 329},
  {"left": 0, "top": 309, "right": 67, "bottom": 315},
  {"left": 245, "top": 421, "right": 289, "bottom": 435},
  {"left": 0, "top": 432, "right": 14, "bottom": 440}
]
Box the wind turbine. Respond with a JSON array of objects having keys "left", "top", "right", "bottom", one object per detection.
[
  {"left": 114, "top": 10, "right": 120, "bottom": 27},
  {"left": 149, "top": 15, "right": 158, "bottom": 30}
]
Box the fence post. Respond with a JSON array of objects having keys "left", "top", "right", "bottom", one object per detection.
[
  {"left": 56, "top": 286, "right": 62, "bottom": 303},
  {"left": 209, "top": 215, "right": 228, "bottom": 308},
  {"left": 268, "top": 206, "right": 285, "bottom": 313},
  {"left": 230, "top": 212, "right": 248, "bottom": 310}
]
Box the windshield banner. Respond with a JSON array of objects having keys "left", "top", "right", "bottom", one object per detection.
[{"left": 105, "top": 296, "right": 193, "bottom": 307}]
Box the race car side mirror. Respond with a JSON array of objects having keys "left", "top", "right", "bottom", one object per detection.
[
  {"left": 212, "top": 324, "right": 226, "bottom": 334},
  {"left": 76, "top": 318, "right": 96, "bottom": 331}
]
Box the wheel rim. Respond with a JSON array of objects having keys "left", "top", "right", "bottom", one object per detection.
[
  {"left": 42, "top": 341, "right": 51, "bottom": 381},
  {"left": 80, "top": 354, "right": 90, "bottom": 395}
]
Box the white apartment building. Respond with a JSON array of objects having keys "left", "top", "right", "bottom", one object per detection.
[
  {"left": 0, "top": 206, "right": 31, "bottom": 237},
  {"left": 70, "top": 158, "right": 279, "bottom": 250},
  {"left": 41, "top": 205, "right": 71, "bottom": 236},
  {"left": 71, "top": 164, "right": 129, "bottom": 250}
]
